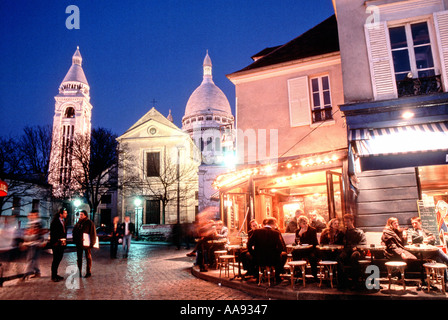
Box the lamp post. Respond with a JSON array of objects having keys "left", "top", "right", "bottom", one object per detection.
[
  {"left": 73, "top": 198, "right": 82, "bottom": 224},
  {"left": 134, "top": 197, "right": 142, "bottom": 239}
]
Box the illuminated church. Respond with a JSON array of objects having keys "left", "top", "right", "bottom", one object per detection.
[
  {"left": 48, "top": 47, "right": 92, "bottom": 200},
  {"left": 182, "top": 51, "right": 235, "bottom": 215}
]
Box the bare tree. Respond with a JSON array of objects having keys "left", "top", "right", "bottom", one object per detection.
[
  {"left": 19, "top": 125, "right": 52, "bottom": 184},
  {"left": 0, "top": 127, "right": 52, "bottom": 214},
  {"left": 69, "top": 127, "right": 120, "bottom": 223}
]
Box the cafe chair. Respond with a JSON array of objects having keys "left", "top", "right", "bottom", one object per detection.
[
  {"left": 423, "top": 262, "right": 447, "bottom": 294},
  {"left": 214, "top": 250, "right": 228, "bottom": 270},
  {"left": 258, "top": 266, "right": 275, "bottom": 287},
  {"left": 318, "top": 261, "right": 338, "bottom": 288},
  {"left": 385, "top": 261, "right": 407, "bottom": 291},
  {"left": 288, "top": 260, "right": 307, "bottom": 289},
  {"left": 218, "top": 255, "right": 235, "bottom": 278}
]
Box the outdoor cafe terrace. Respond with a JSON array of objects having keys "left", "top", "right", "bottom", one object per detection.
[{"left": 191, "top": 233, "right": 448, "bottom": 300}]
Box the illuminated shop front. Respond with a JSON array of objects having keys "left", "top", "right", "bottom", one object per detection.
[
  {"left": 341, "top": 94, "right": 448, "bottom": 232},
  {"left": 213, "top": 149, "right": 348, "bottom": 234}
]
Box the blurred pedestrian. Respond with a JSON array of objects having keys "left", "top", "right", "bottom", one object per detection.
[
  {"left": 109, "top": 216, "right": 121, "bottom": 259},
  {"left": 50, "top": 208, "right": 68, "bottom": 282},
  {"left": 21, "top": 210, "right": 45, "bottom": 280},
  {"left": 73, "top": 210, "right": 97, "bottom": 278},
  {"left": 121, "top": 215, "right": 135, "bottom": 258}
]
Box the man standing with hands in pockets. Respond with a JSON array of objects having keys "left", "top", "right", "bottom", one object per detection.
[{"left": 50, "top": 208, "right": 68, "bottom": 282}]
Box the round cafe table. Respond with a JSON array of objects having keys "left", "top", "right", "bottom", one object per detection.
[
  {"left": 355, "top": 245, "right": 386, "bottom": 263},
  {"left": 288, "top": 244, "right": 313, "bottom": 251},
  {"left": 316, "top": 245, "right": 344, "bottom": 261},
  {"left": 405, "top": 244, "right": 439, "bottom": 287},
  {"left": 317, "top": 245, "right": 344, "bottom": 251}
]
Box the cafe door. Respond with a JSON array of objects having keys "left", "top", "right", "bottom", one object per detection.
[{"left": 326, "top": 170, "right": 344, "bottom": 220}]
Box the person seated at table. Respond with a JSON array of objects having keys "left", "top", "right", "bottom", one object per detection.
[
  {"left": 247, "top": 219, "right": 259, "bottom": 238},
  {"left": 240, "top": 219, "right": 260, "bottom": 277},
  {"left": 320, "top": 218, "right": 344, "bottom": 245},
  {"left": 337, "top": 214, "right": 367, "bottom": 290},
  {"left": 309, "top": 210, "right": 326, "bottom": 233},
  {"left": 194, "top": 220, "right": 216, "bottom": 272},
  {"left": 286, "top": 209, "right": 303, "bottom": 233},
  {"left": 214, "top": 220, "right": 228, "bottom": 240},
  {"left": 381, "top": 217, "right": 417, "bottom": 261},
  {"left": 293, "top": 215, "right": 319, "bottom": 281},
  {"left": 407, "top": 217, "right": 436, "bottom": 245},
  {"left": 247, "top": 217, "right": 286, "bottom": 284},
  {"left": 408, "top": 217, "right": 448, "bottom": 281}
]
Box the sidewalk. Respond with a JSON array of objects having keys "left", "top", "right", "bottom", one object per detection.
[{"left": 191, "top": 263, "right": 448, "bottom": 300}]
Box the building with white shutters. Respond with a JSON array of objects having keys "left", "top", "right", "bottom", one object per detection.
[
  {"left": 214, "top": 16, "right": 348, "bottom": 233},
  {"left": 334, "top": 0, "right": 448, "bottom": 234}
]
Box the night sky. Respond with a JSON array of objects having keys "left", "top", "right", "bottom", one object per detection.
[{"left": 0, "top": 0, "right": 335, "bottom": 139}]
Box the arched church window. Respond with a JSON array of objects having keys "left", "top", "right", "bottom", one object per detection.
[
  {"left": 199, "top": 137, "right": 204, "bottom": 152},
  {"left": 215, "top": 137, "right": 221, "bottom": 151},
  {"left": 64, "top": 107, "right": 75, "bottom": 118},
  {"left": 206, "top": 137, "right": 213, "bottom": 151}
]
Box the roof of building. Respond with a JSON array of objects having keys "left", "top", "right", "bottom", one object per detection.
[
  {"left": 183, "top": 52, "right": 232, "bottom": 119},
  {"left": 230, "top": 15, "right": 339, "bottom": 75},
  {"left": 61, "top": 47, "right": 89, "bottom": 85},
  {"left": 120, "top": 107, "right": 182, "bottom": 138}
]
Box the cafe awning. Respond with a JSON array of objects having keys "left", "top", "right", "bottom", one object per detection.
[{"left": 349, "top": 121, "right": 448, "bottom": 170}]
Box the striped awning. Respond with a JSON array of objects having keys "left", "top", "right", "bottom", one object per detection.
[{"left": 349, "top": 122, "right": 448, "bottom": 157}]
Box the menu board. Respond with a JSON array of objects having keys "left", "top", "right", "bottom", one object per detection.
[{"left": 417, "top": 200, "right": 440, "bottom": 245}]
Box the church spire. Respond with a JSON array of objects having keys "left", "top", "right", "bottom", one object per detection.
[
  {"left": 202, "top": 50, "right": 213, "bottom": 82},
  {"left": 72, "top": 46, "right": 83, "bottom": 66}
]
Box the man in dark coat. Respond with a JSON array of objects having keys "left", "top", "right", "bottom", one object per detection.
[
  {"left": 50, "top": 208, "right": 68, "bottom": 282},
  {"left": 337, "top": 213, "right": 368, "bottom": 289},
  {"left": 73, "top": 210, "right": 97, "bottom": 278},
  {"left": 247, "top": 217, "right": 286, "bottom": 284}
]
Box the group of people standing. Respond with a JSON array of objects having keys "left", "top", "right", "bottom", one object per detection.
[
  {"left": 50, "top": 208, "right": 97, "bottom": 281},
  {"left": 20, "top": 208, "right": 97, "bottom": 282},
  {"left": 109, "top": 215, "right": 136, "bottom": 259},
  {"left": 19, "top": 208, "right": 135, "bottom": 283}
]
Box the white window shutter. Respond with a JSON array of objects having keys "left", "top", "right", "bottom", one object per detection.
[
  {"left": 288, "top": 76, "right": 310, "bottom": 127},
  {"left": 434, "top": 10, "right": 448, "bottom": 92},
  {"left": 364, "top": 21, "right": 397, "bottom": 100}
]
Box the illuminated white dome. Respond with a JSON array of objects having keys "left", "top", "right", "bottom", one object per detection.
[{"left": 183, "top": 51, "right": 233, "bottom": 129}]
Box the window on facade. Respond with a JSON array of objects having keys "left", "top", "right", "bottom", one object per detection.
[
  {"left": 389, "top": 21, "right": 435, "bottom": 81},
  {"left": 12, "top": 197, "right": 21, "bottom": 215},
  {"left": 100, "top": 194, "right": 112, "bottom": 204},
  {"left": 146, "top": 152, "right": 160, "bottom": 177},
  {"left": 32, "top": 199, "right": 40, "bottom": 211},
  {"left": 310, "top": 76, "right": 332, "bottom": 123}
]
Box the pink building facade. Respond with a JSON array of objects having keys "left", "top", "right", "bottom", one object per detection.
[{"left": 214, "top": 16, "right": 351, "bottom": 234}]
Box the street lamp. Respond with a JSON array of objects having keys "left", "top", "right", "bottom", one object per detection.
[
  {"left": 134, "top": 197, "right": 142, "bottom": 239},
  {"left": 73, "top": 198, "right": 82, "bottom": 224}
]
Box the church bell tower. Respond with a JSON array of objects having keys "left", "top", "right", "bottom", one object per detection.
[{"left": 48, "top": 47, "right": 92, "bottom": 198}]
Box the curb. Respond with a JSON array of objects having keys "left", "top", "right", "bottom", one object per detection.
[{"left": 190, "top": 266, "right": 448, "bottom": 300}]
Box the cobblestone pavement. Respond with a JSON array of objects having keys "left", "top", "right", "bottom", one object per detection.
[{"left": 0, "top": 243, "right": 262, "bottom": 300}]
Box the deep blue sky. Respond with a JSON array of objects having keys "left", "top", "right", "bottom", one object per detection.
[{"left": 0, "top": 0, "right": 335, "bottom": 139}]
